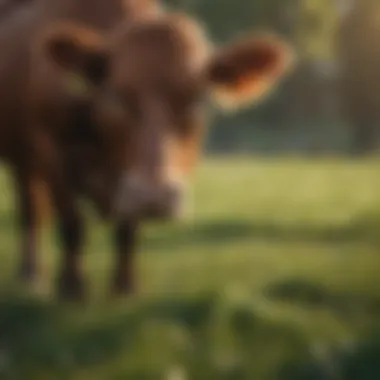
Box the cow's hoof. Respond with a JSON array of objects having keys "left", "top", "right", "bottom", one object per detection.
[{"left": 57, "top": 272, "right": 86, "bottom": 302}]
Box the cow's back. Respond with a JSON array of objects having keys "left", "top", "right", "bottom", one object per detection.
[
  {"left": 39, "top": 0, "right": 127, "bottom": 30},
  {"left": 38, "top": 0, "right": 160, "bottom": 29},
  {"left": 0, "top": 0, "right": 33, "bottom": 21}
]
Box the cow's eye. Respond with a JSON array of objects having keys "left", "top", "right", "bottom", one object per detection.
[
  {"left": 64, "top": 103, "right": 101, "bottom": 145},
  {"left": 166, "top": 86, "right": 199, "bottom": 109},
  {"left": 107, "top": 90, "right": 122, "bottom": 106}
]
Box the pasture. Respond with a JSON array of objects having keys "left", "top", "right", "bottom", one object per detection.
[{"left": 0, "top": 157, "right": 379, "bottom": 379}]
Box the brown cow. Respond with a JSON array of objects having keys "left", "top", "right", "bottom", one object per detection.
[
  {"left": 0, "top": 0, "right": 161, "bottom": 299},
  {"left": 42, "top": 13, "right": 294, "bottom": 298},
  {"left": 0, "top": 2, "right": 293, "bottom": 300}
]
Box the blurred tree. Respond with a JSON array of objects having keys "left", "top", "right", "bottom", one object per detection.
[
  {"left": 162, "top": 0, "right": 364, "bottom": 154},
  {"left": 336, "top": 0, "right": 380, "bottom": 154},
  {"left": 296, "top": 0, "right": 339, "bottom": 61}
]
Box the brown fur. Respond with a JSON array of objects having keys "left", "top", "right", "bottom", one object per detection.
[
  {"left": 92, "top": 13, "right": 294, "bottom": 181},
  {"left": 0, "top": 0, "right": 31, "bottom": 20},
  {"left": 0, "top": 3, "right": 292, "bottom": 300},
  {"left": 0, "top": 0, "right": 161, "bottom": 299}
]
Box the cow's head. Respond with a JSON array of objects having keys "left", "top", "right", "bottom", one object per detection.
[{"left": 42, "top": 14, "right": 294, "bottom": 221}]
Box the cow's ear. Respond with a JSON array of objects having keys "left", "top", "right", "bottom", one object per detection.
[
  {"left": 43, "top": 24, "right": 110, "bottom": 86},
  {"left": 205, "top": 33, "right": 295, "bottom": 110}
]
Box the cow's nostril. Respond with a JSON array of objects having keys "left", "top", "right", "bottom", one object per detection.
[
  {"left": 136, "top": 184, "right": 183, "bottom": 220},
  {"left": 158, "top": 183, "right": 183, "bottom": 216},
  {"left": 115, "top": 174, "right": 184, "bottom": 220}
]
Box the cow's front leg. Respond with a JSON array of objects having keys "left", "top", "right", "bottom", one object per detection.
[
  {"left": 48, "top": 169, "right": 86, "bottom": 300},
  {"left": 56, "top": 206, "right": 86, "bottom": 300},
  {"left": 111, "top": 220, "right": 139, "bottom": 296},
  {"left": 14, "top": 171, "right": 46, "bottom": 285}
]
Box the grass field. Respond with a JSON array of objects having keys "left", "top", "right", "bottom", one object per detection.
[{"left": 0, "top": 157, "right": 379, "bottom": 379}]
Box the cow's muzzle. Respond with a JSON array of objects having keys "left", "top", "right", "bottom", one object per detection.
[{"left": 114, "top": 173, "right": 184, "bottom": 221}]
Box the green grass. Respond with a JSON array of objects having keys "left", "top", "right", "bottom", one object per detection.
[{"left": 0, "top": 156, "right": 380, "bottom": 379}]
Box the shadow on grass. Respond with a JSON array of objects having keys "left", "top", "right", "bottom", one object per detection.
[
  {"left": 1, "top": 207, "right": 380, "bottom": 255},
  {"left": 0, "top": 291, "right": 218, "bottom": 379},
  {"left": 264, "top": 278, "right": 380, "bottom": 320},
  {"left": 279, "top": 328, "right": 380, "bottom": 380},
  {"left": 0, "top": 289, "right": 310, "bottom": 379},
  {"left": 0, "top": 294, "right": 141, "bottom": 378},
  {"left": 0, "top": 289, "right": 379, "bottom": 379},
  {"left": 145, "top": 213, "right": 380, "bottom": 252}
]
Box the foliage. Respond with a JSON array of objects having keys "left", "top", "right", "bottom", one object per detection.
[
  {"left": 0, "top": 158, "right": 379, "bottom": 378},
  {"left": 162, "top": 0, "right": 380, "bottom": 154}
]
